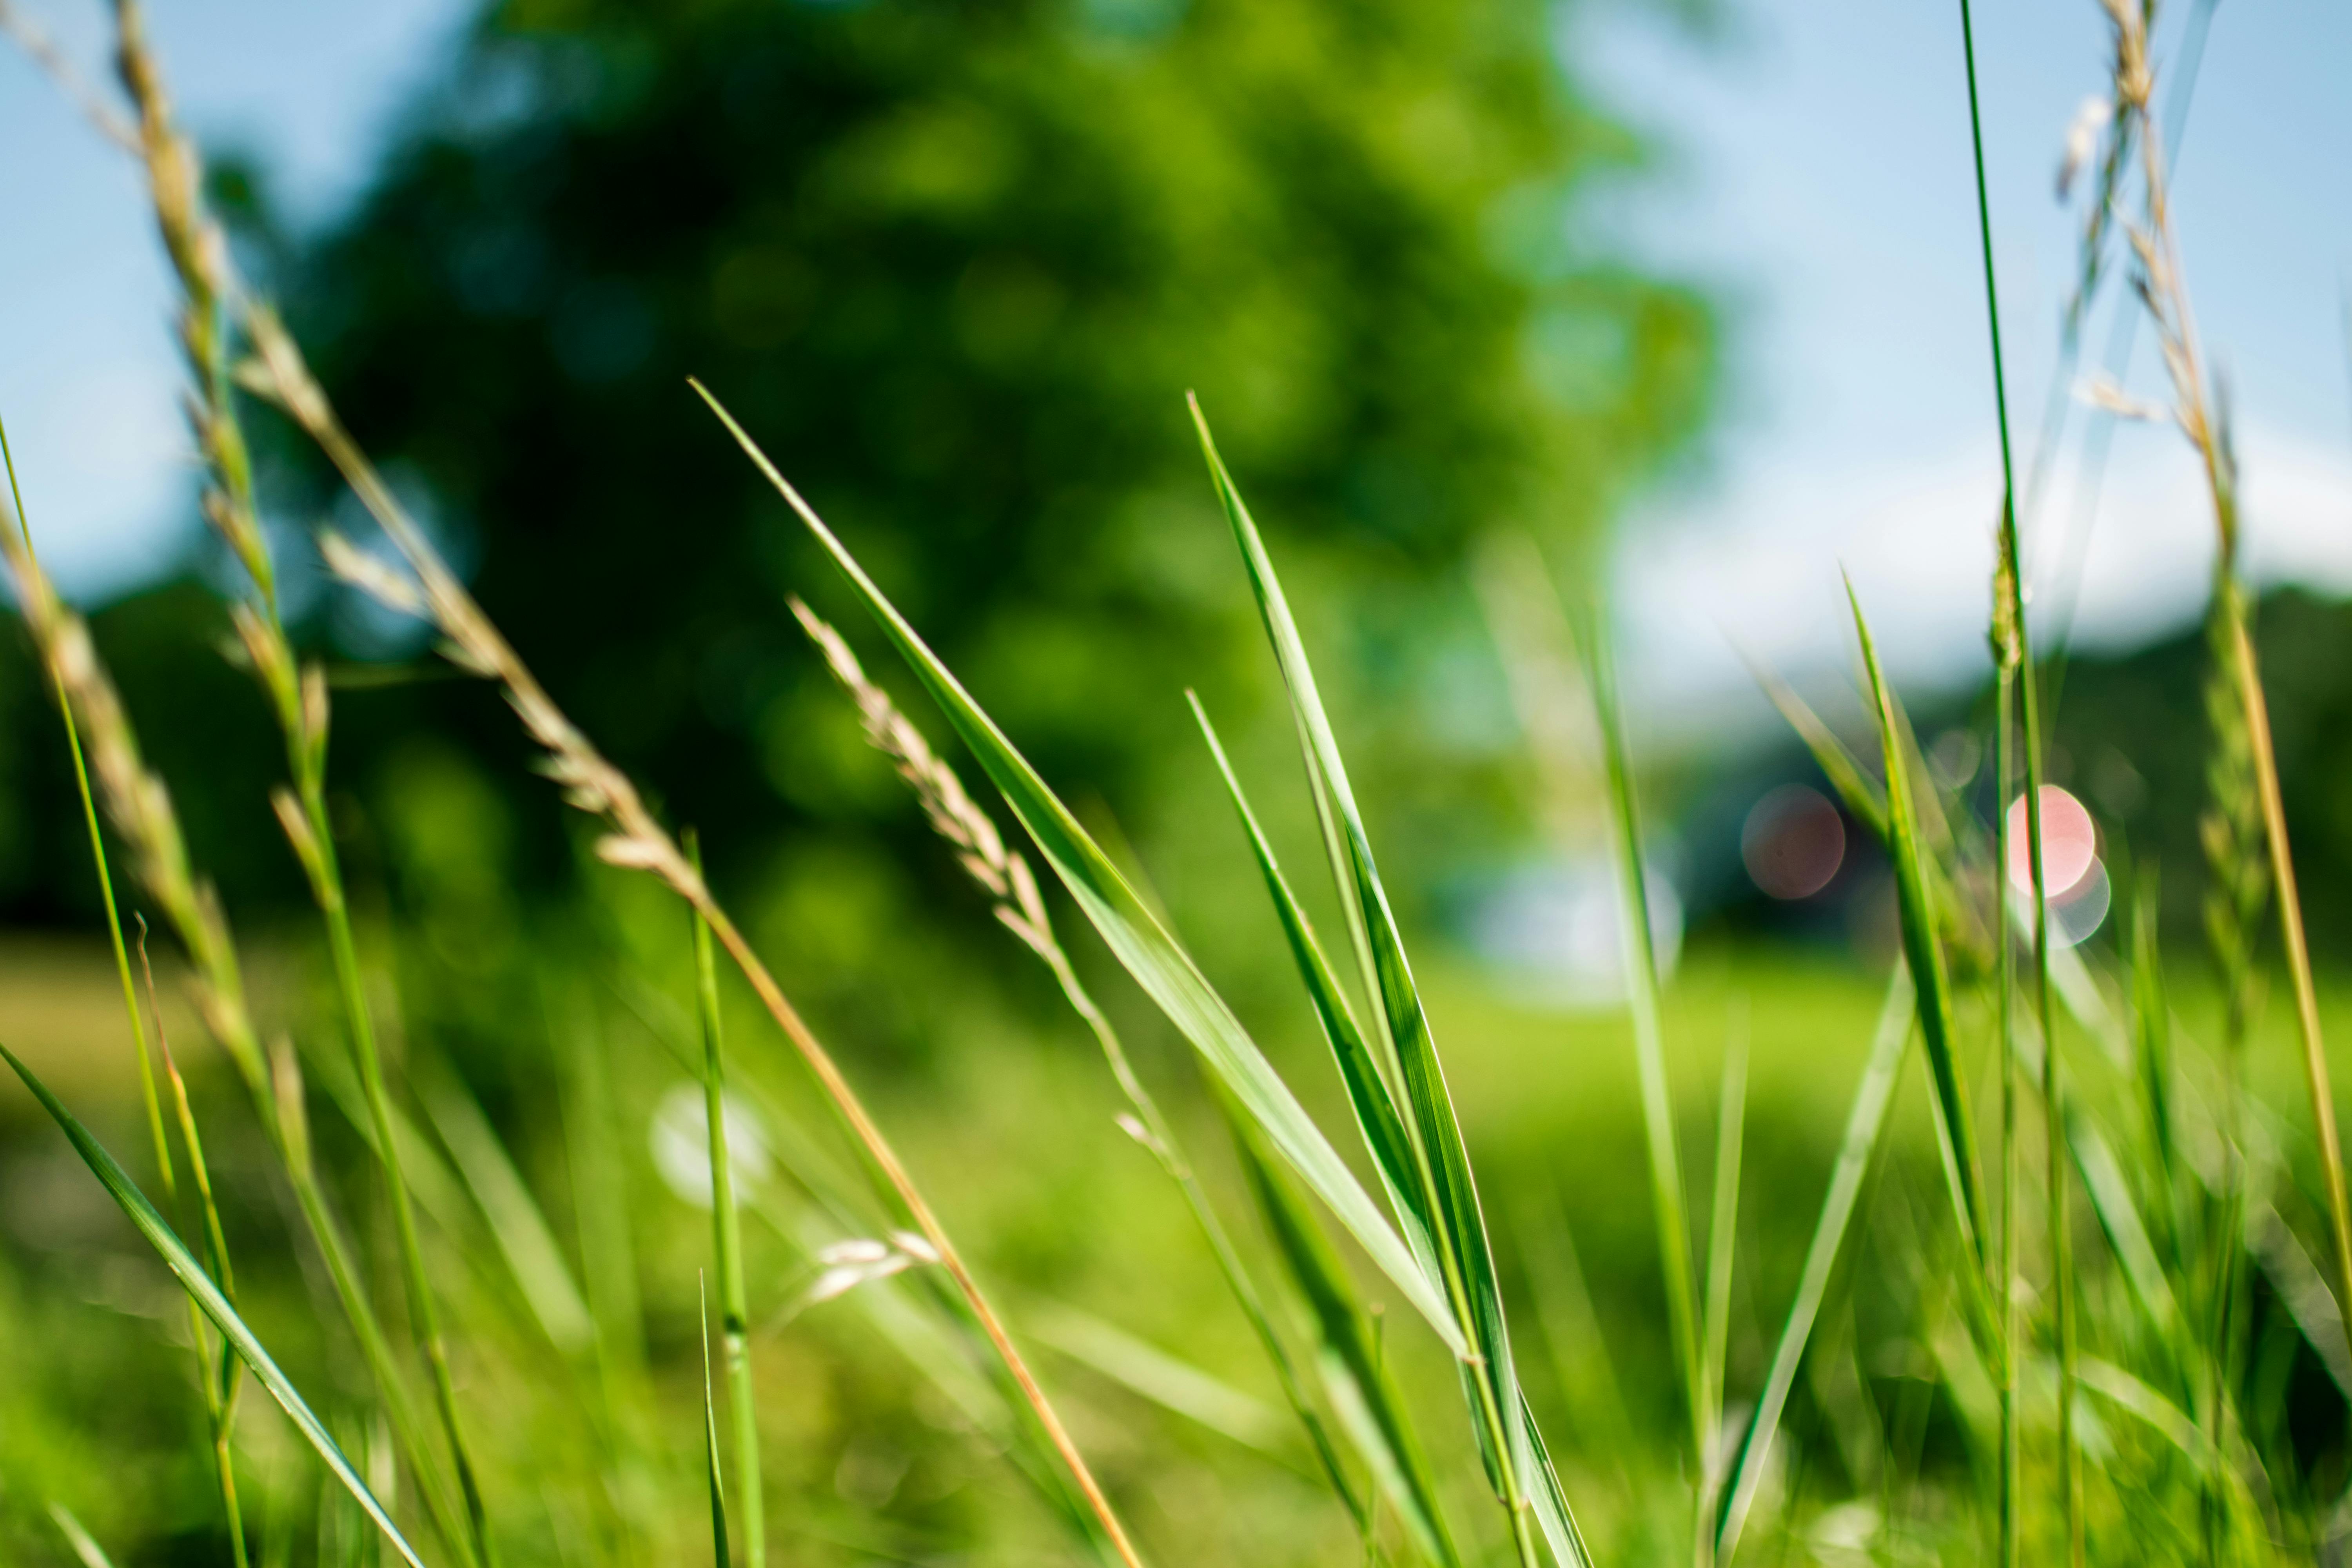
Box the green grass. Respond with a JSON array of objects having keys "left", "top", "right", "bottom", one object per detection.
[{"left": 5, "top": 2, "right": 2352, "bottom": 1565}]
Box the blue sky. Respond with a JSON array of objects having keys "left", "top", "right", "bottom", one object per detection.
[
  {"left": 1579, "top": 0, "right": 2352, "bottom": 734},
  {"left": 3, "top": 0, "right": 2347, "bottom": 748}
]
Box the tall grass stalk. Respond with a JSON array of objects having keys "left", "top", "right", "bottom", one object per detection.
[
  {"left": 687, "top": 834, "right": 761, "bottom": 1568},
  {"left": 792, "top": 600, "right": 1368, "bottom": 1532},
  {"left": 242, "top": 320, "right": 1146, "bottom": 1568},
  {"left": 711, "top": 383, "right": 1584, "bottom": 1566},
  {"left": 1187, "top": 403, "right": 1575, "bottom": 1568},
  {"left": 109, "top": 4, "right": 498, "bottom": 1557},
  {"left": 2099, "top": 0, "right": 2352, "bottom": 1371},
  {"left": 1846, "top": 586, "right": 1984, "bottom": 1274},
  {"left": 1954, "top": 0, "right": 2079, "bottom": 1554}
]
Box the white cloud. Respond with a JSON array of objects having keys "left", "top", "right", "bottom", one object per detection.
[{"left": 1613, "top": 419, "right": 2352, "bottom": 750}]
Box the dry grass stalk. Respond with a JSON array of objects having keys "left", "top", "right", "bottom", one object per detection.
[
  {"left": 107, "top": 6, "right": 500, "bottom": 1554},
  {"left": 2097, "top": 0, "right": 2352, "bottom": 1370},
  {"left": 789, "top": 593, "right": 1385, "bottom": 1527},
  {"left": 788, "top": 600, "right": 1060, "bottom": 965},
  {"left": 242, "top": 312, "right": 1146, "bottom": 1568}
]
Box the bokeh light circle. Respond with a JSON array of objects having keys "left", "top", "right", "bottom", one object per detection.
[
  {"left": 1742, "top": 783, "right": 1846, "bottom": 900},
  {"left": 2006, "top": 785, "right": 2097, "bottom": 898}
]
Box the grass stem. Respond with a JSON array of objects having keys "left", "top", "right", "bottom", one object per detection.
[
  {"left": 688, "top": 832, "right": 762, "bottom": 1568},
  {"left": 1955, "top": 0, "right": 2080, "bottom": 1553}
]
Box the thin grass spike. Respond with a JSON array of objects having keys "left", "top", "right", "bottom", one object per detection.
[{"left": 796, "top": 599, "right": 1368, "bottom": 1529}]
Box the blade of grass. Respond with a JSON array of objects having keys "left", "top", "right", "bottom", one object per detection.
[
  {"left": 794, "top": 601, "right": 1367, "bottom": 1528},
  {"left": 1716, "top": 963, "right": 1913, "bottom": 1564},
  {"left": 1955, "top": 0, "right": 2079, "bottom": 1547},
  {"left": 137, "top": 924, "right": 254, "bottom": 1568},
  {"left": 2, "top": 1042, "right": 426, "bottom": 1568},
  {"left": 1189, "top": 397, "right": 1556, "bottom": 1566},
  {"left": 694, "top": 382, "right": 1457, "bottom": 1359},
  {"left": 1846, "top": 582, "right": 1984, "bottom": 1269},
  {"left": 688, "top": 832, "right": 762, "bottom": 1568},
  {"left": 1226, "top": 1102, "right": 1463, "bottom": 1568},
  {"left": 2230, "top": 615, "right": 2352, "bottom": 1363},
  {"left": 3, "top": 425, "right": 259, "bottom": 1558},
  {"left": 1992, "top": 546, "right": 2024, "bottom": 1568},
  {"left": 1575, "top": 602, "right": 1707, "bottom": 1486},
  {"left": 1188, "top": 696, "right": 1438, "bottom": 1290}
]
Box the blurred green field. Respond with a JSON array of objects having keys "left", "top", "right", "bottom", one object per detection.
[{"left": 7, "top": 910, "right": 2350, "bottom": 1564}]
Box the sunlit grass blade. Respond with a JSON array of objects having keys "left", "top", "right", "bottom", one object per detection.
[
  {"left": 700, "top": 1275, "right": 731, "bottom": 1568},
  {"left": 1845, "top": 581, "right": 1984, "bottom": 1268},
  {"left": 2, "top": 1042, "right": 426, "bottom": 1568},
  {"left": 1226, "top": 1103, "right": 1463, "bottom": 1568},
  {"left": 1189, "top": 396, "right": 1551, "bottom": 1563},
  {"left": 1188, "top": 695, "right": 1436, "bottom": 1281},
  {"left": 1574, "top": 602, "right": 1707, "bottom": 1476},
  {"left": 695, "top": 382, "right": 1460, "bottom": 1357},
  {"left": 1717, "top": 964, "right": 1912, "bottom": 1564}
]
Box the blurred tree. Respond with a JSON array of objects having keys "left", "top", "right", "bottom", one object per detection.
[
  {"left": 24, "top": 0, "right": 1717, "bottom": 1030},
  {"left": 279, "top": 0, "right": 1707, "bottom": 830}
]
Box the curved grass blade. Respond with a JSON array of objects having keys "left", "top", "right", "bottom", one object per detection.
[
  {"left": 1845, "top": 581, "right": 1984, "bottom": 1268},
  {"left": 1575, "top": 604, "right": 1708, "bottom": 1475},
  {"left": 1188, "top": 397, "right": 1544, "bottom": 1558},
  {"left": 1188, "top": 694, "right": 1437, "bottom": 1285},
  {"left": 1, "top": 1042, "right": 426, "bottom": 1568},
  {"left": 1716, "top": 964, "right": 1912, "bottom": 1564},
  {"left": 695, "top": 383, "right": 1461, "bottom": 1356},
  {"left": 1226, "top": 1102, "right": 1463, "bottom": 1568}
]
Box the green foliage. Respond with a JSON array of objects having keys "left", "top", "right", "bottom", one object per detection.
[{"left": 248, "top": 0, "right": 1710, "bottom": 956}]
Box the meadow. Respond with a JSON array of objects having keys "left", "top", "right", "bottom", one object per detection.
[{"left": 5, "top": 1, "right": 2350, "bottom": 1566}]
